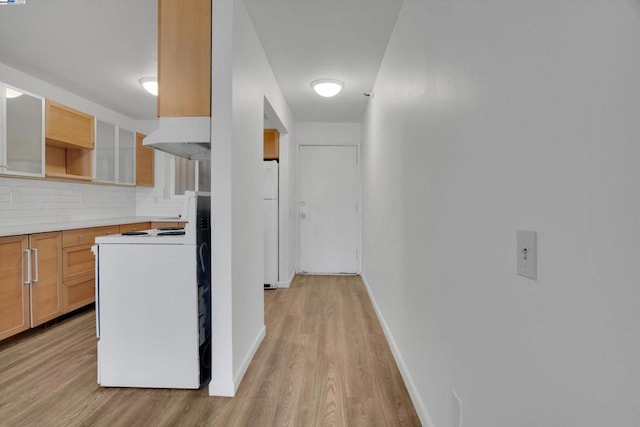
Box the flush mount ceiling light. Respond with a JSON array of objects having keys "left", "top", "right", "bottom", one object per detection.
[
  {"left": 139, "top": 77, "right": 158, "bottom": 96},
  {"left": 311, "top": 79, "right": 344, "bottom": 97},
  {"left": 5, "top": 88, "right": 23, "bottom": 98}
]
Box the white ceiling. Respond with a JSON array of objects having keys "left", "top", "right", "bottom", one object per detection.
[{"left": 0, "top": 0, "right": 402, "bottom": 122}]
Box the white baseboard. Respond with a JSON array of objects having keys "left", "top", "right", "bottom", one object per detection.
[
  {"left": 361, "top": 274, "right": 434, "bottom": 427},
  {"left": 277, "top": 270, "right": 296, "bottom": 288},
  {"left": 232, "top": 324, "right": 266, "bottom": 393},
  {"left": 208, "top": 325, "right": 266, "bottom": 397},
  {"left": 208, "top": 377, "right": 235, "bottom": 397}
]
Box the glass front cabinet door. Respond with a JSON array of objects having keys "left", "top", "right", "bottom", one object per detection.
[
  {"left": 117, "top": 128, "right": 135, "bottom": 185},
  {"left": 1, "top": 83, "right": 45, "bottom": 177},
  {"left": 95, "top": 120, "right": 117, "bottom": 183},
  {"left": 94, "top": 119, "right": 135, "bottom": 185}
]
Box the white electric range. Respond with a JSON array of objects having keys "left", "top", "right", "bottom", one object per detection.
[{"left": 93, "top": 191, "right": 211, "bottom": 389}]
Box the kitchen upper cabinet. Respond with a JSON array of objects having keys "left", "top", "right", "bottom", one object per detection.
[
  {"left": 45, "top": 100, "right": 94, "bottom": 149},
  {"left": 136, "top": 133, "right": 154, "bottom": 187},
  {"left": 45, "top": 100, "right": 93, "bottom": 181},
  {"left": 28, "top": 232, "right": 63, "bottom": 327},
  {"left": 0, "top": 84, "right": 45, "bottom": 177},
  {"left": 158, "top": 0, "right": 211, "bottom": 117},
  {"left": 95, "top": 120, "right": 116, "bottom": 182},
  {"left": 94, "top": 120, "right": 135, "bottom": 185},
  {"left": 118, "top": 128, "right": 135, "bottom": 185},
  {"left": 264, "top": 129, "right": 279, "bottom": 160},
  {"left": 0, "top": 235, "right": 30, "bottom": 341}
]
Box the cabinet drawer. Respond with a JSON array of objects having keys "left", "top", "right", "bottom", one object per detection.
[
  {"left": 63, "top": 226, "right": 119, "bottom": 247},
  {"left": 62, "top": 244, "right": 94, "bottom": 281},
  {"left": 94, "top": 226, "right": 121, "bottom": 240},
  {"left": 150, "top": 221, "right": 185, "bottom": 229},
  {"left": 119, "top": 222, "right": 151, "bottom": 233},
  {"left": 63, "top": 275, "right": 95, "bottom": 313}
]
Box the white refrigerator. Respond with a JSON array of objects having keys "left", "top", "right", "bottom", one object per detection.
[{"left": 263, "top": 161, "right": 278, "bottom": 288}]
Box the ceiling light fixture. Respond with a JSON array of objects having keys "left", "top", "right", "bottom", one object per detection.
[
  {"left": 311, "top": 79, "right": 344, "bottom": 98},
  {"left": 5, "top": 88, "right": 23, "bottom": 98},
  {"left": 139, "top": 77, "right": 158, "bottom": 96}
]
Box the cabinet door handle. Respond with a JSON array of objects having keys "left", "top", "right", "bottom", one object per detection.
[
  {"left": 32, "top": 248, "right": 39, "bottom": 283},
  {"left": 23, "top": 249, "right": 31, "bottom": 284}
]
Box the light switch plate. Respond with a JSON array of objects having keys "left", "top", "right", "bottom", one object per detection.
[{"left": 517, "top": 230, "right": 537, "bottom": 280}]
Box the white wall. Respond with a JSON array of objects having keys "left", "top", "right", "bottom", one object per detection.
[
  {"left": 362, "top": 1, "right": 640, "bottom": 426},
  {"left": 296, "top": 122, "right": 361, "bottom": 146},
  {"left": 209, "top": 0, "right": 295, "bottom": 396}
]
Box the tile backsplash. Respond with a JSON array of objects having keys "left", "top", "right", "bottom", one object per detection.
[{"left": 0, "top": 177, "right": 136, "bottom": 227}]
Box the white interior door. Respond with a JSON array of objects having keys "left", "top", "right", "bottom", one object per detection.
[{"left": 298, "top": 145, "right": 358, "bottom": 274}]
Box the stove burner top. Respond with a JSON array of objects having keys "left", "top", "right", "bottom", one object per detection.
[
  {"left": 156, "top": 226, "right": 184, "bottom": 231},
  {"left": 121, "top": 231, "right": 149, "bottom": 236},
  {"left": 157, "top": 231, "right": 186, "bottom": 236}
]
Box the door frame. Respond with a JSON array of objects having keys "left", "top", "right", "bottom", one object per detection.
[{"left": 296, "top": 144, "right": 361, "bottom": 274}]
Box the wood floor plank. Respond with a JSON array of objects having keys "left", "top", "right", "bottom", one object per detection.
[{"left": 0, "top": 275, "right": 421, "bottom": 426}]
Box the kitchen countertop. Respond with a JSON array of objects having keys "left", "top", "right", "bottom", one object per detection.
[{"left": 0, "top": 217, "right": 186, "bottom": 238}]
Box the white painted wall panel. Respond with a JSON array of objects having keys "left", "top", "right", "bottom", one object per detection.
[
  {"left": 210, "top": 0, "right": 295, "bottom": 396},
  {"left": 362, "top": 0, "right": 640, "bottom": 426}
]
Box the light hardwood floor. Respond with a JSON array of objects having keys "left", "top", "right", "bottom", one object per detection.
[{"left": 0, "top": 275, "right": 420, "bottom": 426}]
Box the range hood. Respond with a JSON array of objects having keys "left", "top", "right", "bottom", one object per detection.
[{"left": 143, "top": 116, "right": 211, "bottom": 161}]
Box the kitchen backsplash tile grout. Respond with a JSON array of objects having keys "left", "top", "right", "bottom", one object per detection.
[{"left": 0, "top": 176, "right": 136, "bottom": 228}]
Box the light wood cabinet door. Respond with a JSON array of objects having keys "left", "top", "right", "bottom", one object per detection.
[
  {"left": 63, "top": 275, "right": 95, "bottom": 314},
  {"left": 45, "top": 100, "right": 94, "bottom": 149},
  {"left": 29, "top": 232, "right": 63, "bottom": 327},
  {"left": 136, "top": 133, "right": 154, "bottom": 187},
  {"left": 0, "top": 235, "right": 30, "bottom": 341},
  {"left": 264, "top": 129, "right": 279, "bottom": 160},
  {"left": 62, "top": 244, "right": 95, "bottom": 282},
  {"left": 44, "top": 100, "right": 94, "bottom": 181},
  {"left": 61, "top": 225, "right": 117, "bottom": 313},
  {"left": 158, "top": 0, "right": 211, "bottom": 117},
  {"left": 62, "top": 244, "right": 95, "bottom": 313}
]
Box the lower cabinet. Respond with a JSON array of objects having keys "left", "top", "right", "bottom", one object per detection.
[
  {"left": 0, "top": 235, "right": 31, "bottom": 341},
  {"left": 61, "top": 225, "right": 119, "bottom": 313},
  {"left": 151, "top": 221, "right": 185, "bottom": 229},
  {"left": 1, "top": 221, "right": 179, "bottom": 342},
  {"left": 119, "top": 222, "right": 151, "bottom": 233},
  {"left": 29, "top": 232, "right": 64, "bottom": 327},
  {"left": 0, "top": 232, "right": 63, "bottom": 340}
]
